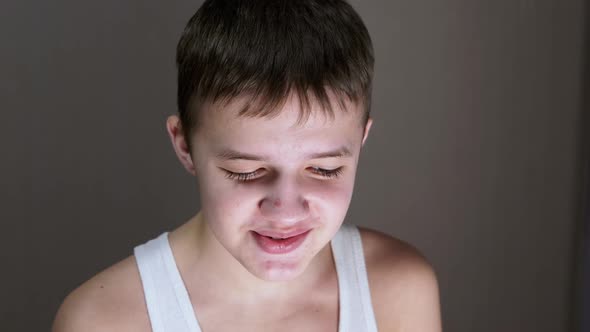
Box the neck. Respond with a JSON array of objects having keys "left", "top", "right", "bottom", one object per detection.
[{"left": 178, "top": 211, "right": 334, "bottom": 304}]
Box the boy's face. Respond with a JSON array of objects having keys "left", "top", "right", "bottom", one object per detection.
[{"left": 168, "top": 94, "right": 372, "bottom": 282}]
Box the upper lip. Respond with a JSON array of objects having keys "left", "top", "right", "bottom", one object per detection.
[{"left": 253, "top": 228, "right": 312, "bottom": 239}]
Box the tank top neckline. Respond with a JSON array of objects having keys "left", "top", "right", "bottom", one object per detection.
[
  {"left": 159, "top": 229, "right": 344, "bottom": 332},
  {"left": 134, "top": 223, "right": 378, "bottom": 332}
]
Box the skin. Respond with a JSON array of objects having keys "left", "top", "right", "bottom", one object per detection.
[
  {"left": 170, "top": 93, "right": 370, "bottom": 297},
  {"left": 51, "top": 93, "right": 443, "bottom": 331}
]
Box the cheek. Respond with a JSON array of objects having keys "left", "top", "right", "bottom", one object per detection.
[
  {"left": 308, "top": 180, "right": 354, "bottom": 207},
  {"left": 195, "top": 173, "right": 246, "bottom": 234}
]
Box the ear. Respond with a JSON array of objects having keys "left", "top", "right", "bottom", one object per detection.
[
  {"left": 361, "top": 117, "right": 373, "bottom": 147},
  {"left": 166, "top": 115, "right": 197, "bottom": 176}
]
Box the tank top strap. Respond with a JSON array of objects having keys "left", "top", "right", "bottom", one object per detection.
[
  {"left": 134, "top": 224, "right": 378, "bottom": 332},
  {"left": 134, "top": 232, "right": 202, "bottom": 332},
  {"left": 330, "top": 223, "right": 379, "bottom": 332}
]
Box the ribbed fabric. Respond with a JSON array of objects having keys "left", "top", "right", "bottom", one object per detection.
[
  {"left": 330, "top": 224, "right": 379, "bottom": 332},
  {"left": 133, "top": 223, "right": 378, "bottom": 332},
  {"left": 134, "top": 231, "right": 202, "bottom": 332}
]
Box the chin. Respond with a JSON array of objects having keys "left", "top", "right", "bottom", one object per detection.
[
  {"left": 241, "top": 242, "right": 318, "bottom": 282},
  {"left": 249, "top": 259, "right": 310, "bottom": 282}
]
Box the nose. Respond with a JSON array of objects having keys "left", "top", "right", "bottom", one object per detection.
[{"left": 259, "top": 176, "right": 310, "bottom": 225}]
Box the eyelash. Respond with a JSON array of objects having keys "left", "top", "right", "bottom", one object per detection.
[{"left": 224, "top": 167, "right": 344, "bottom": 182}]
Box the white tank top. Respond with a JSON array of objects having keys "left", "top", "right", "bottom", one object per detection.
[{"left": 133, "top": 223, "right": 379, "bottom": 332}]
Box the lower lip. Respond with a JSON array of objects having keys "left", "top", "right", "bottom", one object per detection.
[{"left": 252, "top": 230, "right": 311, "bottom": 254}]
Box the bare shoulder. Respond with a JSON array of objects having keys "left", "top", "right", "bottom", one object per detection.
[
  {"left": 358, "top": 226, "right": 442, "bottom": 332},
  {"left": 51, "top": 255, "right": 150, "bottom": 332}
]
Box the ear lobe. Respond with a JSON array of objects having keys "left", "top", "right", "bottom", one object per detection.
[
  {"left": 361, "top": 117, "right": 373, "bottom": 147},
  {"left": 166, "top": 115, "right": 197, "bottom": 176}
]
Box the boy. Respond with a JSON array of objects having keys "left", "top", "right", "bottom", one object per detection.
[{"left": 53, "top": 0, "right": 442, "bottom": 331}]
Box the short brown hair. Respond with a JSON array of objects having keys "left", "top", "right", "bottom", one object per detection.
[{"left": 176, "top": 0, "right": 374, "bottom": 152}]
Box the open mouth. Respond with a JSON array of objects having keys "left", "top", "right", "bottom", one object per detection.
[{"left": 251, "top": 229, "right": 311, "bottom": 254}]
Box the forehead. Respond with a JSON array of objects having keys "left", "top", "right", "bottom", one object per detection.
[{"left": 195, "top": 94, "right": 363, "bottom": 158}]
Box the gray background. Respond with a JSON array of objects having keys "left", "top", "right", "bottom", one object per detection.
[{"left": 3, "top": 0, "right": 587, "bottom": 331}]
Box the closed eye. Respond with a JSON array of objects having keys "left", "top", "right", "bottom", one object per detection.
[
  {"left": 310, "top": 167, "right": 343, "bottom": 179},
  {"left": 223, "top": 167, "right": 344, "bottom": 182},
  {"left": 223, "top": 169, "right": 260, "bottom": 182}
]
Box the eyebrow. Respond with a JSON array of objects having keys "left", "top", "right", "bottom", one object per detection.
[{"left": 215, "top": 146, "right": 353, "bottom": 161}]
